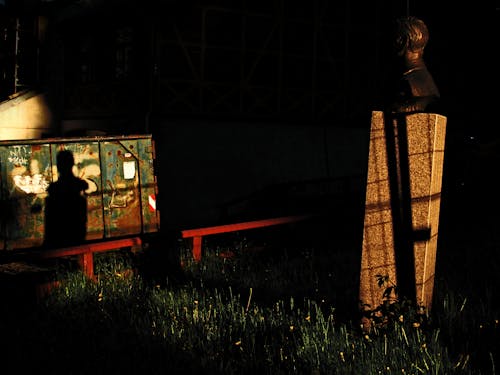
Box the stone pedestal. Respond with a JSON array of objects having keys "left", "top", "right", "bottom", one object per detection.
[{"left": 359, "top": 111, "right": 447, "bottom": 313}]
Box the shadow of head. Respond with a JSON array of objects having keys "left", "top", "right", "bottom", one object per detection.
[{"left": 56, "top": 150, "right": 75, "bottom": 177}]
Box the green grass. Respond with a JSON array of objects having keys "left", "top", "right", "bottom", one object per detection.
[{"left": 0, "top": 232, "right": 498, "bottom": 374}]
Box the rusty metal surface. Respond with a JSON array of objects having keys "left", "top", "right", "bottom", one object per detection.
[{"left": 0, "top": 135, "right": 160, "bottom": 251}]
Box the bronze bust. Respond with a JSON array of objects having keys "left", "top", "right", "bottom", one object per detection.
[{"left": 388, "top": 16, "right": 440, "bottom": 114}]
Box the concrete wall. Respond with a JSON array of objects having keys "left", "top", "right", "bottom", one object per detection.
[
  {"left": 0, "top": 91, "right": 54, "bottom": 140},
  {"left": 153, "top": 120, "right": 370, "bottom": 229}
]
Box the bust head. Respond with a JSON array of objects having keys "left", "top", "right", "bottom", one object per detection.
[{"left": 394, "top": 16, "right": 429, "bottom": 57}]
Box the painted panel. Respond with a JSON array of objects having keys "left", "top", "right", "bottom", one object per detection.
[
  {"left": 0, "top": 143, "right": 52, "bottom": 249},
  {"left": 100, "top": 139, "right": 142, "bottom": 238},
  {"left": 137, "top": 138, "right": 159, "bottom": 233},
  {"left": 0, "top": 135, "right": 160, "bottom": 251},
  {"left": 50, "top": 141, "right": 103, "bottom": 240}
]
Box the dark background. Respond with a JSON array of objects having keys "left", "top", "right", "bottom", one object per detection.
[
  {"left": 0, "top": 0, "right": 498, "bottom": 229},
  {"left": 1, "top": 0, "right": 495, "bottom": 130}
]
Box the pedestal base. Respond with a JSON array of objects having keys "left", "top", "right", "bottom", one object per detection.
[{"left": 359, "top": 111, "right": 447, "bottom": 313}]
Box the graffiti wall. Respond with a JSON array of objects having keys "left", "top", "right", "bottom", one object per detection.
[{"left": 0, "top": 135, "right": 159, "bottom": 251}]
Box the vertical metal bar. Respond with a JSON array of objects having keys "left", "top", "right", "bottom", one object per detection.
[
  {"left": 145, "top": 18, "right": 157, "bottom": 134},
  {"left": 98, "top": 140, "right": 107, "bottom": 238},
  {"left": 344, "top": 1, "right": 350, "bottom": 119},
  {"left": 136, "top": 138, "right": 144, "bottom": 234},
  {"left": 240, "top": 6, "right": 246, "bottom": 113},
  {"left": 151, "top": 137, "right": 160, "bottom": 229},
  {"left": 14, "top": 17, "right": 19, "bottom": 94},
  {"left": 201, "top": 8, "right": 207, "bottom": 112},
  {"left": 0, "top": 151, "right": 5, "bottom": 250},
  {"left": 311, "top": 0, "right": 319, "bottom": 120},
  {"left": 277, "top": 0, "right": 284, "bottom": 114}
]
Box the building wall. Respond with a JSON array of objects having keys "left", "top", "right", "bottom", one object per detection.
[
  {"left": 0, "top": 91, "right": 54, "bottom": 140},
  {"left": 153, "top": 119, "right": 370, "bottom": 229}
]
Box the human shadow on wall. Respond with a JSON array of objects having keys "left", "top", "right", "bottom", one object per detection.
[{"left": 44, "top": 150, "right": 89, "bottom": 249}]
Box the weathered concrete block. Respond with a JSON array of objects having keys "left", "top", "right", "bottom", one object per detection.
[
  {"left": 359, "top": 111, "right": 447, "bottom": 313},
  {"left": 0, "top": 91, "right": 54, "bottom": 140}
]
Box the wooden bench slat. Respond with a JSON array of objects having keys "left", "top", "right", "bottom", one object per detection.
[
  {"left": 37, "top": 237, "right": 142, "bottom": 259},
  {"left": 181, "top": 215, "right": 311, "bottom": 261},
  {"left": 181, "top": 215, "right": 310, "bottom": 238},
  {"left": 0, "top": 237, "right": 142, "bottom": 279}
]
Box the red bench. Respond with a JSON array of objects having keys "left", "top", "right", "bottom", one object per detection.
[
  {"left": 181, "top": 215, "right": 311, "bottom": 261},
  {"left": 0, "top": 237, "right": 143, "bottom": 301},
  {"left": 0, "top": 237, "right": 142, "bottom": 279}
]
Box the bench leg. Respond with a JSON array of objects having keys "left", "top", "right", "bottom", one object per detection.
[
  {"left": 77, "top": 253, "right": 94, "bottom": 279},
  {"left": 192, "top": 236, "right": 202, "bottom": 262},
  {"left": 36, "top": 280, "right": 61, "bottom": 301}
]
